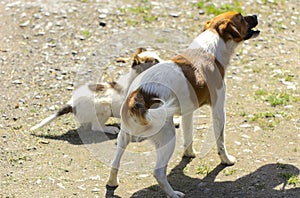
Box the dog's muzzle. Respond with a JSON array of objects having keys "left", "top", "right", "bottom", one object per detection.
[{"left": 244, "top": 15, "right": 260, "bottom": 40}]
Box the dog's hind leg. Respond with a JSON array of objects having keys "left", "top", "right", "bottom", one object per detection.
[
  {"left": 107, "top": 130, "right": 130, "bottom": 187},
  {"left": 181, "top": 112, "right": 196, "bottom": 158},
  {"left": 153, "top": 123, "right": 185, "bottom": 198}
]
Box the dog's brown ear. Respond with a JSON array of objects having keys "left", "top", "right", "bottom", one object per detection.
[
  {"left": 217, "top": 19, "right": 242, "bottom": 41},
  {"left": 203, "top": 19, "right": 212, "bottom": 31},
  {"left": 226, "top": 22, "right": 242, "bottom": 39}
]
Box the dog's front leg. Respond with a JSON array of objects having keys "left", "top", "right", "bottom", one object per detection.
[
  {"left": 107, "top": 130, "right": 130, "bottom": 187},
  {"left": 216, "top": 122, "right": 236, "bottom": 165},
  {"left": 212, "top": 90, "right": 236, "bottom": 165},
  {"left": 181, "top": 112, "right": 196, "bottom": 158},
  {"left": 153, "top": 124, "right": 185, "bottom": 198}
]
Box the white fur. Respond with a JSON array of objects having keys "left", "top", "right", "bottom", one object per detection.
[
  {"left": 107, "top": 28, "right": 244, "bottom": 197},
  {"left": 189, "top": 30, "right": 239, "bottom": 69}
]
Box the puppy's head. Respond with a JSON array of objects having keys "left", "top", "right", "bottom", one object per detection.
[
  {"left": 131, "top": 48, "right": 161, "bottom": 74},
  {"left": 203, "top": 11, "right": 260, "bottom": 42}
]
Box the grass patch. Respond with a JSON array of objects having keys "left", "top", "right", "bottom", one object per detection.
[
  {"left": 248, "top": 111, "right": 288, "bottom": 130},
  {"left": 193, "top": 0, "right": 242, "bottom": 15},
  {"left": 143, "top": 15, "right": 157, "bottom": 23},
  {"left": 30, "top": 108, "right": 37, "bottom": 113},
  {"left": 129, "top": 6, "right": 151, "bottom": 14},
  {"left": 279, "top": 172, "right": 299, "bottom": 186},
  {"left": 196, "top": 165, "right": 210, "bottom": 175},
  {"left": 223, "top": 169, "right": 237, "bottom": 176},
  {"left": 82, "top": 30, "right": 90, "bottom": 38},
  {"left": 250, "top": 112, "right": 276, "bottom": 121},
  {"left": 126, "top": 19, "right": 140, "bottom": 26},
  {"left": 261, "top": 0, "right": 285, "bottom": 5},
  {"left": 255, "top": 90, "right": 297, "bottom": 107},
  {"left": 120, "top": 4, "right": 157, "bottom": 25},
  {"left": 288, "top": 175, "right": 299, "bottom": 186},
  {"left": 265, "top": 93, "right": 290, "bottom": 106}
]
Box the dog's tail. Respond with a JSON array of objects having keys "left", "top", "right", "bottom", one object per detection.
[
  {"left": 30, "top": 105, "right": 73, "bottom": 131},
  {"left": 121, "top": 88, "right": 176, "bottom": 137}
]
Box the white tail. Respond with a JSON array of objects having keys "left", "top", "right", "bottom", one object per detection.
[{"left": 30, "top": 105, "right": 72, "bottom": 131}]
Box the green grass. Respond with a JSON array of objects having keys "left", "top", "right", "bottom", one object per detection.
[
  {"left": 279, "top": 172, "right": 299, "bottom": 186},
  {"left": 265, "top": 93, "right": 290, "bottom": 106},
  {"left": 196, "top": 165, "right": 210, "bottom": 175},
  {"left": 143, "top": 15, "right": 157, "bottom": 23},
  {"left": 129, "top": 6, "right": 150, "bottom": 14},
  {"left": 248, "top": 111, "right": 289, "bottom": 130},
  {"left": 223, "top": 169, "right": 237, "bottom": 176},
  {"left": 193, "top": 0, "right": 242, "bottom": 15},
  {"left": 261, "top": 0, "right": 285, "bottom": 5},
  {"left": 250, "top": 112, "right": 275, "bottom": 121},
  {"left": 120, "top": 4, "right": 157, "bottom": 25},
  {"left": 255, "top": 90, "right": 297, "bottom": 107},
  {"left": 82, "top": 30, "right": 90, "bottom": 38},
  {"left": 288, "top": 175, "right": 299, "bottom": 186}
]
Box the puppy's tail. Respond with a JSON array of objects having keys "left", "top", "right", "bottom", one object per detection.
[
  {"left": 30, "top": 105, "right": 73, "bottom": 131},
  {"left": 122, "top": 88, "right": 176, "bottom": 137}
]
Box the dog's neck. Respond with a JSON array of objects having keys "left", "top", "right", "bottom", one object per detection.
[{"left": 188, "top": 30, "right": 238, "bottom": 70}]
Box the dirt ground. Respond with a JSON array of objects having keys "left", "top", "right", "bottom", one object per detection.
[{"left": 1, "top": 0, "right": 299, "bottom": 197}]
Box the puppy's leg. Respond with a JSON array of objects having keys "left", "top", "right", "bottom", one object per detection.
[
  {"left": 153, "top": 124, "right": 185, "bottom": 198},
  {"left": 107, "top": 130, "right": 130, "bottom": 187},
  {"left": 181, "top": 112, "right": 196, "bottom": 158}
]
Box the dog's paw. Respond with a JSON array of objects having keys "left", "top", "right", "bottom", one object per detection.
[
  {"left": 167, "top": 191, "right": 185, "bottom": 198},
  {"left": 183, "top": 149, "right": 196, "bottom": 158},
  {"left": 220, "top": 154, "right": 236, "bottom": 166},
  {"left": 183, "top": 144, "right": 196, "bottom": 158}
]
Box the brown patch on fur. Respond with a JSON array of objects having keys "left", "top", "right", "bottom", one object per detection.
[
  {"left": 88, "top": 82, "right": 123, "bottom": 94},
  {"left": 88, "top": 84, "right": 106, "bottom": 92},
  {"left": 171, "top": 55, "right": 210, "bottom": 107},
  {"left": 108, "top": 82, "right": 123, "bottom": 94},
  {"left": 171, "top": 53, "right": 224, "bottom": 107},
  {"left": 57, "top": 105, "right": 73, "bottom": 116},
  {"left": 128, "top": 88, "right": 160, "bottom": 125}
]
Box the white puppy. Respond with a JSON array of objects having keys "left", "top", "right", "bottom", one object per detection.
[
  {"left": 30, "top": 48, "right": 162, "bottom": 134},
  {"left": 107, "top": 12, "right": 260, "bottom": 197}
]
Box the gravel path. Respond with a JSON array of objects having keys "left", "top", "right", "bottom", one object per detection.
[{"left": 1, "top": 0, "right": 299, "bottom": 197}]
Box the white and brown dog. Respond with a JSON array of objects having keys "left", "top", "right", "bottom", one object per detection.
[
  {"left": 107, "top": 12, "right": 260, "bottom": 197},
  {"left": 30, "top": 48, "right": 162, "bottom": 134}
]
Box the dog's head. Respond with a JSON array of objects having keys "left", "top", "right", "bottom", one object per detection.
[{"left": 203, "top": 11, "right": 260, "bottom": 42}]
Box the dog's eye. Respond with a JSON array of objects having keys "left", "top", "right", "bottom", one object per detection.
[{"left": 241, "top": 17, "right": 244, "bottom": 22}]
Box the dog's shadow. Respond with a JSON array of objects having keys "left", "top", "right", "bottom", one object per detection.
[
  {"left": 32, "top": 124, "right": 119, "bottom": 145},
  {"left": 121, "top": 158, "right": 300, "bottom": 198}
]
